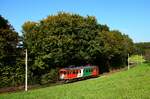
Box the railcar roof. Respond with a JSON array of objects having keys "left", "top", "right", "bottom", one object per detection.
[{"left": 60, "top": 65, "right": 97, "bottom": 71}]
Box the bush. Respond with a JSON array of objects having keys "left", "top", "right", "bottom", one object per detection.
[
  {"left": 129, "top": 55, "right": 145, "bottom": 64},
  {"left": 0, "top": 63, "right": 25, "bottom": 88},
  {"left": 40, "top": 68, "right": 59, "bottom": 85}
]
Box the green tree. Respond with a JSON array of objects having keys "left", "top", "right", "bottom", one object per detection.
[
  {"left": 0, "top": 15, "right": 25, "bottom": 88},
  {"left": 0, "top": 15, "right": 18, "bottom": 66},
  {"left": 22, "top": 12, "right": 134, "bottom": 83},
  {"left": 135, "top": 42, "right": 150, "bottom": 61}
]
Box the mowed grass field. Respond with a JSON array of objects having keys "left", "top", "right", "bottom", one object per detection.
[{"left": 0, "top": 63, "right": 150, "bottom": 99}]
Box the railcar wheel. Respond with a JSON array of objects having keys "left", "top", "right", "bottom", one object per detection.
[{"left": 65, "top": 80, "right": 69, "bottom": 83}]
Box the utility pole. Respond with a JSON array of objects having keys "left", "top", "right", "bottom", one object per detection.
[
  {"left": 128, "top": 53, "right": 130, "bottom": 70},
  {"left": 25, "top": 49, "right": 28, "bottom": 91},
  {"left": 141, "top": 54, "right": 142, "bottom": 64}
]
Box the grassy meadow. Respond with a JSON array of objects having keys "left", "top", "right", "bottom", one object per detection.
[{"left": 0, "top": 63, "right": 150, "bottom": 99}]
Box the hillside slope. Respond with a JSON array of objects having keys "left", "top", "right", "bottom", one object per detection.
[{"left": 0, "top": 63, "right": 150, "bottom": 99}]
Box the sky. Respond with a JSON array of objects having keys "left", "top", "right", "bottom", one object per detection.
[{"left": 0, "top": 0, "right": 150, "bottom": 42}]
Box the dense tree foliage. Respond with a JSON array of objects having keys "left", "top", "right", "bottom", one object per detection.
[
  {"left": 0, "top": 15, "right": 18, "bottom": 66},
  {"left": 22, "top": 12, "right": 134, "bottom": 83},
  {"left": 0, "top": 15, "right": 25, "bottom": 88},
  {"left": 0, "top": 12, "right": 135, "bottom": 88},
  {"left": 135, "top": 42, "right": 150, "bottom": 61}
]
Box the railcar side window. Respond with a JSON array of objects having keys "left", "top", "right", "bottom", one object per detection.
[
  {"left": 64, "top": 72, "right": 66, "bottom": 75},
  {"left": 76, "top": 70, "right": 78, "bottom": 74},
  {"left": 86, "top": 69, "right": 88, "bottom": 72},
  {"left": 73, "top": 70, "right": 75, "bottom": 74}
]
